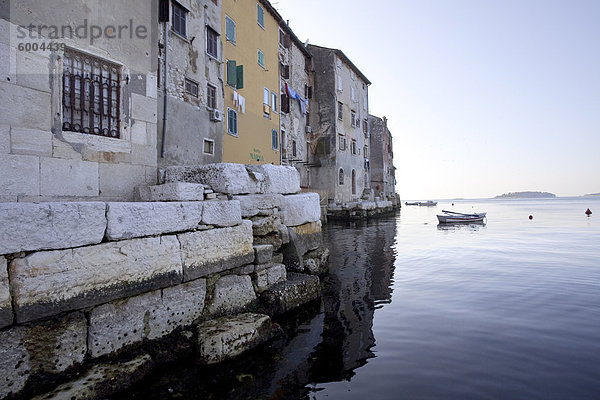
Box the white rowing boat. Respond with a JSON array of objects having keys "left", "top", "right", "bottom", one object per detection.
[{"left": 437, "top": 210, "right": 486, "bottom": 223}]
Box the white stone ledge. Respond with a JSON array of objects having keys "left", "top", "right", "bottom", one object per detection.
[{"left": 280, "top": 192, "right": 321, "bottom": 226}]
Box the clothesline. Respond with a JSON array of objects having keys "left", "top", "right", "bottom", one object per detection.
[{"left": 285, "top": 82, "right": 309, "bottom": 115}]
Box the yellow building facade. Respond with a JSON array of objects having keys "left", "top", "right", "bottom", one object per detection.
[{"left": 221, "top": 0, "right": 280, "bottom": 164}]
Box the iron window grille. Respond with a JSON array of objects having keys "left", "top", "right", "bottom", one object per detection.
[
  {"left": 185, "top": 79, "right": 199, "bottom": 97},
  {"left": 62, "top": 48, "right": 121, "bottom": 138}
]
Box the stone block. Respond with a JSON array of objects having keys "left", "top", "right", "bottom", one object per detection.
[
  {"left": 0, "top": 82, "right": 51, "bottom": 131},
  {"left": 134, "top": 182, "right": 205, "bottom": 201},
  {"left": 376, "top": 200, "right": 393, "bottom": 208},
  {"left": 197, "top": 313, "right": 282, "bottom": 364},
  {"left": 31, "top": 354, "right": 153, "bottom": 400},
  {"left": 106, "top": 201, "right": 203, "bottom": 240},
  {"left": 178, "top": 220, "right": 254, "bottom": 281},
  {"left": 0, "top": 154, "right": 40, "bottom": 196},
  {"left": 40, "top": 157, "right": 99, "bottom": 197},
  {"left": 0, "top": 124, "right": 9, "bottom": 153},
  {"left": 246, "top": 164, "right": 300, "bottom": 194},
  {"left": 278, "top": 223, "right": 290, "bottom": 244},
  {"left": 146, "top": 73, "right": 158, "bottom": 99},
  {"left": 206, "top": 274, "right": 256, "bottom": 317},
  {"left": 131, "top": 143, "right": 157, "bottom": 167},
  {"left": 164, "top": 163, "right": 264, "bottom": 194},
  {"left": 253, "top": 244, "right": 273, "bottom": 265},
  {"left": 131, "top": 93, "right": 157, "bottom": 123},
  {"left": 202, "top": 200, "right": 242, "bottom": 227},
  {"left": 0, "top": 312, "right": 87, "bottom": 399},
  {"left": 233, "top": 194, "right": 284, "bottom": 217},
  {"left": 359, "top": 201, "right": 377, "bottom": 210},
  {"left": 10, "top": 236, "right": 183, "bottom": 323},
  {"left": 52, "top": 136, "right": 84, "bottom": 160},
  {"left": 99, "top": 163, "right": 147, "bottom": 200},
  {"left": 271, "top": 252, "right": 284, "bottom": 264},
  {"left": 280, "top": 192, "right": 321, "bottom": 226},
  {"left": 289, "top": 221, "right": 323, "bottom": 253},
  {"left": 0, "top": 202, "right": 107, "bottom": 254},
  {"left": 259, "top": 273, "right": 321, "bottom": 316},
  {"left": 15, "top": 49, "right": 51, "bottom": 93},
  {"left": 0, "top": 256, "right": 12, "bottom": 328},
  {"left": 9, "top": 127, "right": 52, "bottom": 156},
  {"left": 253, "top": 264, "right": 286, "bottom": 292},
  {"left": 131, "top": 120, "right": 148, "bottom": 145},
  {"left": 253, "top": 233, "right": 283, "bottom": 252},
  {"left": 250, "top": 214, "right": 280, "bottom": 236}
]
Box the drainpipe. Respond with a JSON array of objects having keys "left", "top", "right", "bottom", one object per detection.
[{"left": 160, "top": 23, "right": 169, "bottom": 158}]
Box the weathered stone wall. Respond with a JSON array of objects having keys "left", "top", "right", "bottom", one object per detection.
[{"left": 0, "top": 163, "right": 328, "bottom": 400}]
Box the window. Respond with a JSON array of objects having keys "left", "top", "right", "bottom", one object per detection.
[
  {"left": 292, "top": 140, "right": 297, "bottom": 157},
  {"left": 279, "top": 29, "right": 290, "bottom": 48},
  {"left": 281, "top": 93, "right": 290, "bottom": 113},
  {"left": 226, "top": 60, "right": 243, "bottom": 89},
  {"left": 338, "top": 168, "right": 344, "bottom": 185},
  {"left": 351, "top": 70, "right": 355, "bottom": 80},
  {"left": 257, "top": 3, "right": 264, "bottom": 28},
  {"left": 272, "top": 129, "right": 278, "bottom": 150},
  {"left": 225, "top": 15, "right": 236, "bottom": 43},
  {"left": 351, "top": 139, "right": 357, "bottom": 155},
  {"left": 207, "top": 84, "right": 216, "bottom": 109},
  {"left": 336, "top": 58, "right": 342, "bottom": 68},
  {"left": 203, "top": 139, "right": 215, "bottom": 155},
  {"left": 227, "top": 108, "right": 237, "bottom": 136},
  {"left": 172, "top": 2, "right": 187, "bottom": 37},
  {"left": 185, "top": 78, "right": 198, "bottom": 97},
  {"left": 351, "top": 110, "right": 356, "bottom": 127},
  {"left": 337, "top": 102, "right": 343, "bottom": 120},
  {"left": 351, "top": 87, "right": 356, "bottom": 102},
  {"left": 257, "top": 49, "right": 265, "bottom": 68},
  {"left": 271, "top": 90, "right": 277, "bottom": 112},
  {"left": 263, "top": 87, "right": 270, "bottom": 105},
  {"left": 206, "top": 26, "right": 219, "bottom": 58},
  {"left": 62, "top": 48, "right": 121, "bottom": 138},
  {"left": 363, "top": 119, "right": 368, "bottom": 136},
  {"left": 280, "top": 63, "right": 289, "bottom": 79},
  {"left": 337, "top": 75, "right": 342, "bottom": 91},
  {"left": 363, "top": 145, "right": 369, "bottom": 157},
  {"left": 338, "top": 134, "right": 346, "bottom": 151}
]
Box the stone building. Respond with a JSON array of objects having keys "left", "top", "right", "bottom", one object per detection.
[
  {"left": 1, "top": 0, "right": 158, "bottom": 201},
  {"left": 307, "top": 44, "right": 371, "bottom": 203},
  {"left": 369, "top": 115, "right": 396, "bottom": 199},
  {"left": 221, "top": 0, "right": 281, "bottom": 165},
  {"left": 157, "top": 0, "right": 224, "bottom": 167},
  {"left": 275, "top": 16, "right": 313, "bottom": 188}
]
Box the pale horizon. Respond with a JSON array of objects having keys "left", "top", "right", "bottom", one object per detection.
[{"left": 273, "top": 0, "right": 600, "bottom": 200}]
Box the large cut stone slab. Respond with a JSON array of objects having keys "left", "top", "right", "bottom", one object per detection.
[
  {"left": 233, "top": 193, "right": 284, "bottom": 217},
  {"left": 280, "top": 192, "right": 321, "bottom": 226},
  {"left": 0, "top": 312, "right": 87, "bottom": 399},
  {"left": 106, "top": 201, "right": 203, "bottom": 240},
  {"left": 253, "top": 244, "right": 273, "bottom": 265},
  {"left": 178, "top": 220, "right": 254, "bottom": 281},
  {"left": 164, "top": 163, "right": 264, "bottom": 194},
  {"left": 250, "top": 214, "right": 281, "bottom": 236},
  {"left": 88, "top": 279, "right": 206, "bottom": 358},
  {"left": 0, "top": 256, "right": 12, "bottom": 328},
  {"left": 0, "top": 202, "right": 106, "bottom": 254},
  {"left": 206, "top": 274, "right": 256, "bottom": 317},
  {"left": 245, "top": 164, "right": 300, "bottom": 194},
  {"left": 10, "top": 236, "right": 183, "bottom": 323},
  {"left": 31, "top": 354, "right": 153, "bottom": 400},
  {"left": 202, "top": 200, "right": 242, "bottom": 227},
  {"left": 134, "top": 182, "right": 205, "bottom": 201},
  {"left": 197, "top": 313, "right": 282, "bottom": 364},
  {"left": 260, "top": 273, "right": 321, "bottom": 316},
  {"left": 253, "top": 264, "right": 287, "bottom": 293}
]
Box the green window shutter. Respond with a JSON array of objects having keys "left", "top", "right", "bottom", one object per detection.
[
  {"left": 257, "top": 4, "right": 264, "bottom": 27},
  {"left": 227, "top": 60, "right": 237, "bottom": 87},
  {"left": 236, "top": 65, "right": 244, "bottom": 89},
  {"left": 226, "top": 16, "right": 235, "bottom": 42}
]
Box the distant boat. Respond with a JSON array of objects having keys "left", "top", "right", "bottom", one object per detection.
[
  {"left": 405, "top": 201, "right": 419, "bottom": 206},
  {"left": 437, "top": 210, "right": 486, "bottom": 223},
  {"left": 418, "top": 201, "right": 437, "bottom": 206}
]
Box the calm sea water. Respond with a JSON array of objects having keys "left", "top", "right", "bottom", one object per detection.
[{"left": 115, "top": 197, "right": 600, "bottom": 400}]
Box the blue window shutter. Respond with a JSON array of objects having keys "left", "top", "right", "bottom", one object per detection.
[{"left": 258, "top": 4, "right": 264, "bottom": 27}]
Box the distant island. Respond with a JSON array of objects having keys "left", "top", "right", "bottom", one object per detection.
[
  {"left": 495, "top": 191, "right": 556, "bottom": 199},
  {"left": 584, "top": 193, "right": 600, "bottom": 197}
]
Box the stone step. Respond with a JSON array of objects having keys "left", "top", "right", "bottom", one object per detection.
[
  {"left": 134, "top": 182, "right": 205, "bottom": 202},
  {"left": 259, "top": 273, "right": 320, "bottom": 316},
  {"left": 196, "top": 313, "right": 282, "bottom": 364}
]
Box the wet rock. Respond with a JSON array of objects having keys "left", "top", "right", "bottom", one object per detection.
[
  {"left": 196, "top": 313, "right": 282, "bottom": 364},
  {"left": 0, "top": 256, "right": 12, "bottom": 328},
  {"left": 134, "top": 182, "right": 205, "bottom": 201},
  {"left": 253, "top": 264, "right": 287, "bottom": 292},
  {"left": 303, "top": 247, "right": 330, "bottom": 276},
  {"left": 282, "top": 221, "right": 322, "bottom": 272},
  {"left": 259, "top": 273, "right": 321, "bottom": 316},
  {"left": 31, "top": 354, "right": 153, "bottom": 400},
  {"left": 253, "top": 244, "right": 274, "bottom": 265}
]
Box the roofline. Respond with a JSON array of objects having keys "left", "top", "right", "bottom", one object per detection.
[
  {"left": 258, "top": 0, "right": 312, "bottom": 59},
  {"left": 307, "top": 44, "right": 371, "bottom": 85}
]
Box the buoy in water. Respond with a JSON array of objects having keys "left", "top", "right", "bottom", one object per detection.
[
  {"left": 529, "top": 215, "right": 533, "bottom": 220},
  {"left": 585, "top": 208, "right": 592, "bottom": 216}
]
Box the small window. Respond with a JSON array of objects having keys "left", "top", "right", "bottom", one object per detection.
[
  {"left": 203, "top": 139, "right": 215, "bottom": 155},
  {"left": 351, "top": 110, "right": 356, "bottom": 127},
  {"left": 207, "top": 84, "right": 216, "bottom": 109},
  {"left": 336, "top": 58, "right": 342, "bottom": 68},
  {"left": 351, "top": 70, "right": 355, "bottom": 80},
  {"left": 271, "top": 90, "right": 278, "bottom": 112},
  {"left": 338, "top": 168, "right": 344, "bottom": 185},
  {"left": 227, "top": 108, "right": 237, "bottom": 136},
  {"left": 257, "top": 3, "right": 265, "bottom": 28},
  {"left": 351, "top": 87, "right": 356, "bottom": 102},
  {"left": 272, "top": 129, "right": 278, "bottom": 150},
  {"left": 226, "top": 60, "right": 243, "bottom": 89},
  {"left": 363, "top": 145, "right": 369, "bottom": 157},
  {"left": 337, "top": 102, "right": 343, "bottom": 120},
  {"left": 351, "top": 139, "right": 357, "bottom": 155},
  {"left": 338, "top": 134, "right": 346, "bottom": 151},
  {"left": 172, "top": 2, "right": 187, "bottom": 37},
  {"left": 258, "top": 49, "right": 265, "bottom": 68},
  {"left": 185, "top": 78, "right": 198, "bottom": 97},
  {"left": 264, "top": 87, "right": 270, "bottom": 105},
  {"left": 206, "top": 26, "right": 219, "bottom": 58},
  {"left": 225, "top": 15, "right": 236, "bottom": 43},
  {"left": 337, "top": 75, "right": 342, "bottom": 91},
  {"left": 292, "top": 140, "right": 297, "bottom": 157},
  {"left": 281, "top": 93, "right": 290, "bottom": 113},
  {"left": 279, "top": 29, "right": 285, "bottom": 46},
  {"left": 363, "top": 119, "right": 368, "bottom": 136}
]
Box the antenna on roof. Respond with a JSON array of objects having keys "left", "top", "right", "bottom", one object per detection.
[{"left": 304, "top": 38, "right": 309, "bottom": 47}]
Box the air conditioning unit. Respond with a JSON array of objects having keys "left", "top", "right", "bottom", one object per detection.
[
  {"left": 210, "top": 109, "right": 222, "bottom": 122},
  {"left": 305, "top": 125, "right": 312, "bottom": 133}
]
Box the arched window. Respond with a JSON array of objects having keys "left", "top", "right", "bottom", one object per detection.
[{"left": 338, "top": 168, "right": 344, "bottom": 185}]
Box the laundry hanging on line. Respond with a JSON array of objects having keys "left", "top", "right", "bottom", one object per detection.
[{"left": 285, "top": 82, "right": 308, "bottom": 115}]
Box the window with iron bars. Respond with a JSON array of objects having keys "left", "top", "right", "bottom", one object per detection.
[{"left": 62, "top": 48, "right": 121, "bottom": 138}]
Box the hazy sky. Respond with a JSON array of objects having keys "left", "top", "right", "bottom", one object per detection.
[{"left": 273, "top": 0, "right": 600, "bottom": 199}]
